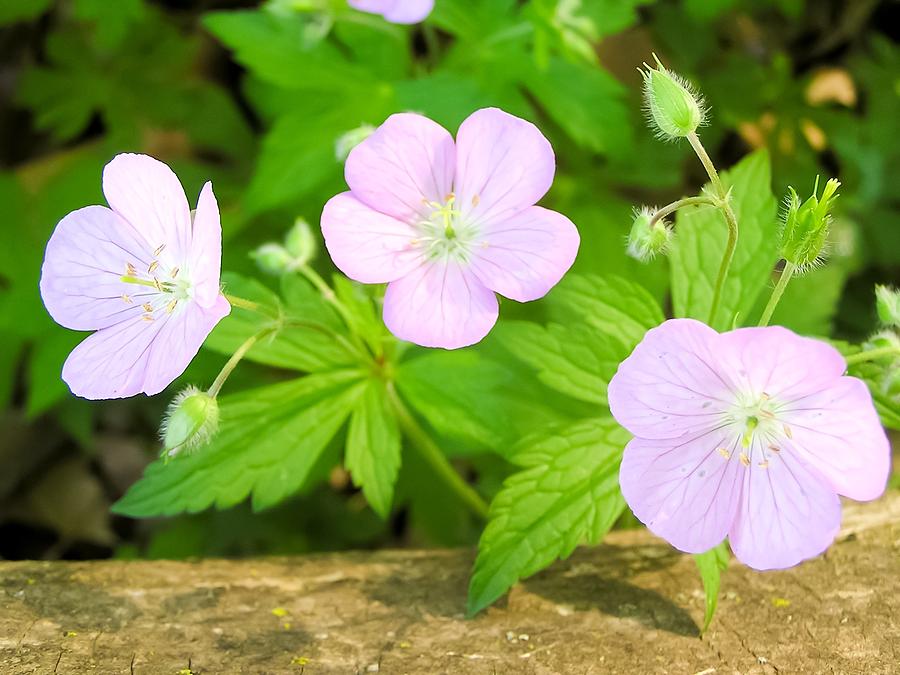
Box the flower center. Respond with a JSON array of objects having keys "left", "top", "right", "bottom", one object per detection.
[
  {"left": 414, "top": 193, "right": 484, "bottom": 263},
  {"left": 721, "top": 392, "right": 792, "bottom": 469},
  {"left": 120, "top": 243, "right": 192, "bottom": 322}
]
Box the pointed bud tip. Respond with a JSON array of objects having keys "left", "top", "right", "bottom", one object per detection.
[
  {"left": 780, "top": 176, "right": 840, "bottom": 271},
  {"left": 641, "top": 55, "right": 706, "bottom": 140}
]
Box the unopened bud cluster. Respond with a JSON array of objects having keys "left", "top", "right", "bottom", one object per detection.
[
  {"left": 627, "top": 207, "right": 672, "bottom": 262},
  {"left": 780, "top": 177, "right": 840, "bottom": 271},
  {"left": 160, "top": 386, "right": 219, "bottom": 458},
  {"left": 251, "top": 218, "right": 317, "bottom": 275},
  {"left": 875, "top": 285, "right": 900, "bottom": 328},
  {"left": 640, "top": 55, "right": 706, "bottom": 140}
]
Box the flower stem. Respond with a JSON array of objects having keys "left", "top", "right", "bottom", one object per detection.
[
  {"left": 386, "top": 383, "right": 489, "bottom": 521},
  {"left": 297, "top": 265, "right": 373, "bottom": 357},
  {"left": 845, "top": 346, "right": 900, "bottom": 366},
  {"left": 207, "top": 328, "right": 274, "bottom": 398},
  {"left": 223, "top": 293, "right": 266, "bottom": 315},
  {"left": 757, "top": 262, "right": 797, "bottom": 327},
  {"left": 649, "top": 195, "right": 717, "bottom": 227},
  {"left": 687, "top": 131, "right": 739, "bottom": 326}
]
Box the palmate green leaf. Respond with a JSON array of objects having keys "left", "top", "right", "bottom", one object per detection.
[
  {"left": 206, "top": 272, "right": 355, "bottom": 373},
  {"left": 694, "top": 542, "right": 730, "bottom": 632},
  {"left": 345, "top": 379, "right": 402, "bottom": 519},
  {"left": 113, "top": 370, "right": 366, "bottom": 517},
  {"left": 467, "top": 417, "right": 630, "bottom": 615},
  {"left": 669, "top": 149, "right": 778, "bottom": 330}
]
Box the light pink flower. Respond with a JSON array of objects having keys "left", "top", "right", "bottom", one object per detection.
[
  {"left": 40, "top": 154, "right": 231, "bottom": 400},
  {"left": 321, "top": 108, "right": 580, "bottom": 349},
  {"left": 609, "top": 319, "right": 891, "bottom": 570},
  {"left": 348, "top": 0, "right": 433, "bottom": 23}
]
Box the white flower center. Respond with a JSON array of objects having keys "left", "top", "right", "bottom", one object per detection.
[
  {"left": 721, "top": 392, "right": 792, "bottom": 469},
  {"left": 120, "top": 242, "right": 192, "bottom": 322},
  {"left": 413, "top": 193, "right": 485, "bottom": 263}
]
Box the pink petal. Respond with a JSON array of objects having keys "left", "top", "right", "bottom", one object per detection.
[
  {"left": 718, "top": 325, "right": 847, "bottom": 400},
  {"left": 468, "top": 206, "right": 579, "bottom": 302},
  {"left": 321, "top": 192, "right": 424, "bottom": 284},
  {"left": 728, "top": 451, "right": 840, "bottom": 570},
  {"left": 454, "top": 108, "right": 555, "bottom": 225},
  {"left": 62, "top": 296, "right": 230, "bottom": 400},
  {"left": 40, "top": 206, "right": 158, "bottom": 331},
  {"left": 189, "top": 181, "right": 224, "bottom": 309},
  {"left": 620, "top": 431, "right": 745, "bottom": 554},
  {"left": 381, "top": 0, "right": 433, "bottom": 23},
  {"left": 382, "top": 261, "right": 498, "bottom": 349},
  {"left": 345, "top": 113, "right": 455, "bottom": 223},
  {"left": 608, "top": 319, "right": 737, "bottom": 440},
  {"left": 102, "top": 153, "right": 191, "bottom": 260},
  {"left": 781, "top": 376, "right": 891, "bottom": 502}
]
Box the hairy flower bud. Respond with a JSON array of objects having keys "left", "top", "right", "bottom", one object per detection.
[
  {"left": 284, "top": 217, "right": 317, "bottom": 266},
  {"left": 875, "top": 285, "right": 900, "bottom": 327},
  {"left": 640, "top": 55, "right": 706, "bottom": 140},
  {"left": 780, "top": 177, "right": 840, "bottom": 271},
  {"left": 251, "top": 242, "right": 294, "bottom": 276},
  {"left": 160, "top": 386, "right": 219, "bottom": 458},
  {"left": 627, "top": 207, "right": 672, "bottom": 262},
  {"left": 335, "top": 124, "right": 376, "bottom": 162}
]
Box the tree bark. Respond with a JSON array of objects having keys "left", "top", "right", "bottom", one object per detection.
[{"left": 2, "top": 493, "right": 898, "bottom": 674}]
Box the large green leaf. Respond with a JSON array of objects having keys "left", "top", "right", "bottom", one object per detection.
[
  {"left": 694, "top": 542, "right": 730, "bottom": 632},
  {"left": 669, "top": 149, "right": 778, "bottom": 330},
  {"left": 345, "top": 379, "right": 402, "bottom": 519},
  {"left": 467, "top": 417, "right": 630, "bottom": 615},
  {"left": 113, "top": 370, "right": 366, "bottom": 516}
]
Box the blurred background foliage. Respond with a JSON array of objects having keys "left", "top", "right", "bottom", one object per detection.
[{"left": 0, "top": 0, "right": 896, "bottom": 560}]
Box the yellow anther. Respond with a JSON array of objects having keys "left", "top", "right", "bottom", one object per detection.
[
  {"left": 783, "top": 423, "right": 793, "bottom": 439},
  {"left": 166, "top": 299, "right": 178, "bottom": 314},
  {"left": 472, "top": 194, "right": 480, "bottom": 207},
  {"left": 717, "top": 448, "right": 731, "bottom": 459},
  {"left": 153, "top": 244, "right": 166, "bottom": 257},
  {"left": 760, "top": 409, "right": 775, "bottom": 419},
  {"left": 768, "top": 444, "right": 781, "bottom": 453},
  {"left": 170, "top": 267, "right": 179, "bottom": 278},
  {"left": 739, "top": 453, "right": 750, "bottom": 467},
  {"left": 126, "top": 262, "right": 138, "bottom": 276},
  {"left": 142, "top": 303, "right": 153, "bottom": 313},
  {"left": 121, "top": 294, "right": 133, "bottom": 304},
  {"left": 148, "top": 261, "right": 160, "bottom": 274},
  {"left": 758, "top": 460, "right": 770, "bottom": 469},
  {"left": 142, "top": 314, "right": 154, "bottom": 322},
  {"left": 761, "top": 392, "right": 770, "bottom": 400},
  {"left": 153, "top": 278, "right": 163, "bottom": 292},
  {"left": 480, "top": 241, "right": 490, "bottom": 249}
]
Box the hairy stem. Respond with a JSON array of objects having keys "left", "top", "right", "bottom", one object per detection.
[
  {"left": 688, "top": 131, "right": 739, "bottom": 326},
  {"left": 207, "top": 328, "right": 274, "bottom": 398},
  {"left": 845, "top": 346, "right": 900, "bottom": 366},
  {"left": 386, "top": 383, "right": 489, "bottom": 520},
  {"left": 650, "top": 195, "right": 717, "bottom": 227},
  {"left": 757, "top": 262, "right": 797, "bottom": 327}
]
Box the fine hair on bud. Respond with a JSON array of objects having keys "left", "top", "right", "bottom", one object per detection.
[
  {"left": 160, "top": 386, "right": 220, "bottom": 459},
  {"left": 779, "top": 177, "right": 840, "bottom": 273},
  {"left": 627, "top": 206, "right": 672, "bottom": 262},
  {"left": 640, "top": 54, "right": 707, "bottom": 141},
  {"left": 875, "top": 284, "right": 900, "bottom": 328}
]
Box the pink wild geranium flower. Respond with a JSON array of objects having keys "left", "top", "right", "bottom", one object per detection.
[
  {"left": 348, "top": 0, "right": 433, "bottom": 24},
  {"left": 321, "top": 107, "right": 580, "bottom": 349},
  {"left": 40, "top": 153, "right": 231, "bottom": 400},
  {"left": 608, "top": 318, "right": 891, "bottom": 570}
]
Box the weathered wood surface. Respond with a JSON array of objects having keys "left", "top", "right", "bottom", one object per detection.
[{"left": 1, "top": 493, "right": 898, "bottom": 675}]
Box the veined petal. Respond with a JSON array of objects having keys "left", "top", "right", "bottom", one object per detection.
[
  {"left": 383, "top": 261, "right": 498, "bottom": 349},
  {"left": 102, "top": 153, "right": 191, "bottom": 260},
  {"left": 718, "top": 325, "right": 847, "bottom": 400},
  {"left": 468, "top": 206, "right": 579, "bottom": 302},
  {"left": 608, "top": 319, "right": 736, "bottom": 440},
  {"left": 62, "top": 296, "right": 230, "bottom": 400},
  {"left": 620, "top": 430, "right": 745, "bottom": 554},
  {"left": 40, "top": 206, "right": 157, "bottom": 331},
  {"left": 345, "top": 113, "right": 455, "bottom": 223},
  {"left": 321, "top": 192, "right": 424, "bottom": 284},
  {"left": 189, "top": 181, "right": 224, "bottom": 309},
  {"left": 781, "top": 376, "right": 891, "bottom": 502},
  {"left": 729, "top": 449, "right": 840, "bottom": 570},
  {"left": 454, "top": 108, "right": 555, "bottom": 225}
]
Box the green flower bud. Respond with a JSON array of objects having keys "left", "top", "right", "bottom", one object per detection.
[
  {"left": 284, "top": 217, "right": 317, "bottom": 267},
  {"left": 627, "top": 207, "right": 672, "bottom": 262},
  {"left": 251, "top": 242, "right": 294, "bottom": 276},
  {"left": 335, "top": 124, "right": 375, "bottom": 162},
  {"left": 863, "top": 329, "right": 900, "bottom": 355},
  {"left": 640, "top": 55, "right": 706, "bottom": 140},
  {"left": 780, "top": 177, "right": 840, "bottom": 271},
  {"left": 161, "top": 386, "right": 219, "bottom": 458},
  {"left": 875, "top": 285, "right": 900, "bottom": 327}
]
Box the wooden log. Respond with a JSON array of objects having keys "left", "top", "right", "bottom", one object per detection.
[{"left": 1, "top": 493, "right": 898, "bottom": 674}]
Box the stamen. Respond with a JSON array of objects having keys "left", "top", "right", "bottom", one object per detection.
[
  {"left": 739, "top": 452, "right": 750, "bottom": 467},
  {"left": 471, "top": 194, "right": 480, "bottom": 207},
  {"left": 760, "top": 409, "right": 775, "bottom": 419},
  {"left": 153, "top": 244, "right": 166, "bottom": 257},
  {"left": 717, "top": 448, "right": 731, "bottom": 459},
  {"left": 126, "top": 263, "right": 138, "bottom": 276},
  {"left": 480, "top": 241, "right": 490, "bottom": 249},
  {"left": 142, "top": 314, "right": 154, "bottom": 322},
  {"left": 761, "top": 392, "right": 770, "bottom": 400},
  {"left": 768, "top": 444, "right": 781, "bottom": 453},
  {"left": 122, "top": 294, "right": 133, "bottom": 304},
  {"left": 142, "top": 303, "right": 154, "bottom": 313},
  {"left": 170, "top": 267, "right": 179, "bottom": 278},
  {"left": 166, "top": 299, "right": 178, "bottom": 314},
  {"left": 758, "top": 460, "right": 769, "bottom": 469},
  {"left": 783, "top": 423, "right": 793, "bottom": 439},
  {"left": 148, "top": 261, "right": 160, "bottom": 274},
  {"left": 153, "top": 278, "right": 163, "bottom": 292}
]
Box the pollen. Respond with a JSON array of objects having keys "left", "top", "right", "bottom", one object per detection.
[
  {"left": 739, "top": 452, "right": 750, "bottom": 467},
  {"left": 126, "top": 262, "right": 138, "bottom": 276},
  {"left": 783, "top": 423, "right": 793, "bottom": 439},
  {"left": 141, "top": 314, "right": 154, "bottom": 322},
  {"left": 768, "top": 444, "right": 781, "bottom": 453},
  {"left": 148, "top": 261, "right": 160, "bottom": 274},
  {"left": 170, "top": 267, "right": 180, "bottom": 278},
  {"left": 142, "top": 303, "right": 154, "bottom": 313},
  {"left": 153, "top": 244, "right": 166, "bottom": 256},
  {"left": 121, "top": 294, "right": 132, "bottom": 304},
  {"left": 758, "top": 460, "right": 770, "bottom": 469},
  {"left": 717, "top": 447, "right": 731, "bottom": 459}
]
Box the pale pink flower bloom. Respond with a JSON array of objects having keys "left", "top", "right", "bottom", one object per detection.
[
  {"left": 348, "top": 0, "right": 433, "bottom": 23},
  {"left": 321, "top": 108, "right": 580, "bottom": 349},
  {"left": 609, "top": 319, "right": 891, "bottom": 570},
  {"left": 40, "top": 154, "right": 230, "bottom": 400}
]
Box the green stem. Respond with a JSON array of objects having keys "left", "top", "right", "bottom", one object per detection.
[
  {"left": 386, "top": 383, "right": 489, "bottom": 521},
  {"left": 207, "top": 328, "right": 274, "bottom": 398},
  {"left": 757, "top": 262, "right": 797, "bottom": 327},
  {"left": 224, "top": 293, "right": 266, "bottom": 315},
  {"left": 688, "top": 131, "right": 739, "bottom": 326},
  {"left": 298, "top": 265, "right": 372, "bottom": 357},
  {"left": 845, "top": 346, "right": 900, "bottom": 366},
  {"left": 650, "top": 195, "right": 716, "bottom": 227}
]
